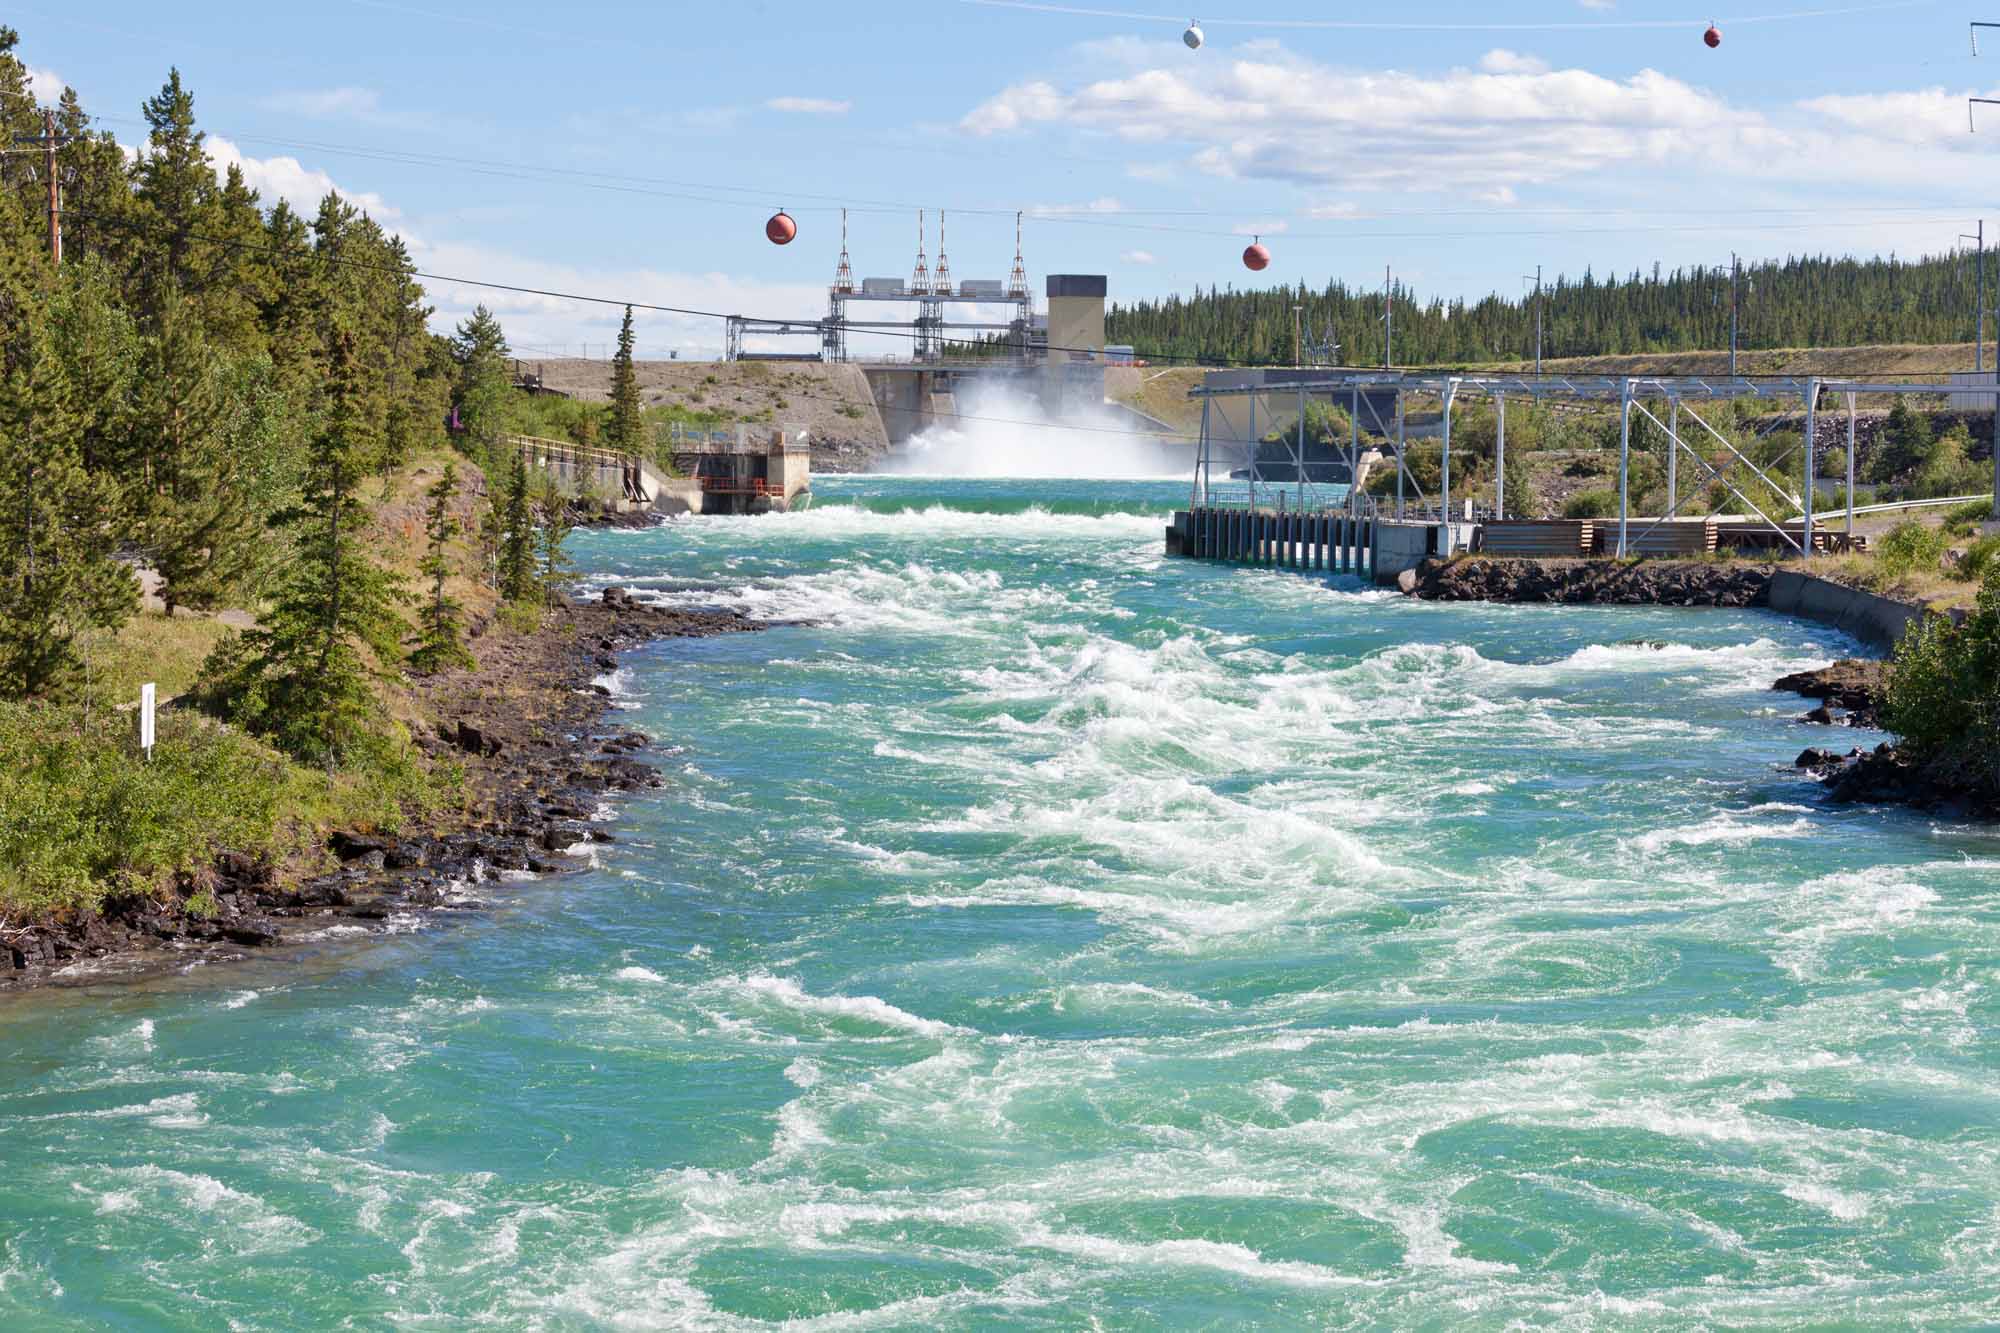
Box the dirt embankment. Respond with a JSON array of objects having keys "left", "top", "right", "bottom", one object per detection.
[
  {"left": 0, "top": 593, "right": 760, "bottom": 992},
  {"left": 528, "top": 358, "right": 892, "bottom": 471}
]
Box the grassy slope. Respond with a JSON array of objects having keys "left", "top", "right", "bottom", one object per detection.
[{"left": 0, "top": 448, "right": 493, "bottom": 920}]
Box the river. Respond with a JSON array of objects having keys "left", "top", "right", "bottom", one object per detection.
[{"left": 4, "top": 476, "right": 1998, "bottom": 1328}]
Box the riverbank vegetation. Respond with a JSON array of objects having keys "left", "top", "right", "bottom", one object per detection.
[
  {"left": 0, "top": 29, "right": 577, "bottom": 919},
  {"left": 1883, "top": 566, "right": 2000, "bottom": 800}
]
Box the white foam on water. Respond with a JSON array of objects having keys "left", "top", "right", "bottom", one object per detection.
[
  {"left": 222, "top": 990, "right": 259, "bottom": 1010},
  {"left": 615, "top": 966, "right": 666, "bottom": 983},
  {"left": 696, "top": 974, "right": 971, "bottom": 1041},
  {"left": 92, "top": 1165, "right": 318, "bottom": 1254},
  {"left": 1629, "top": 813, "right": 1816, "bottom": 856}
]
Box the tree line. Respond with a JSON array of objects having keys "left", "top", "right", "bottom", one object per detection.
[
  {"left": 1107, "top": 253, "right": 1994, "bottom": 367},
  {"left": 0, "top": 27, "right": 631, "bottom": 773}
]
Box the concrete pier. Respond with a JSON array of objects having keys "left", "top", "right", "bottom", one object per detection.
[{"left": 1168, "top": 508, "right": 1447, "bottom": 587}]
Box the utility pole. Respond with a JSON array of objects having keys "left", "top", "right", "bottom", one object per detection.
[
  {"left": 1382, "top": 264, "right": 1393, "bottom": 368},
  {"left": 13, "top": 110, "right": 76, "bottom": 265},
  {"left": 1964, "top": 223, "right": 1988, "bottom": 374},
  {"left": 1729, "top": 253, "right": 1741, "bottom": 378},
  {"left": 1523, "top": 266, "right": 1543, "bottom": 376}
]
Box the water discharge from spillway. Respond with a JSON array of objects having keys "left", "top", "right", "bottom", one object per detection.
[
  {"left": 881, "top": 379, "right": 1192, "bottom": 479},
  {"left": 3, "top": 476, "right": 1999, "bottom": 1327}
]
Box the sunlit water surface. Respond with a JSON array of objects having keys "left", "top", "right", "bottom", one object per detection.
[{"left": 4, "top": 477, "right": 1999, "bottom": 1329}]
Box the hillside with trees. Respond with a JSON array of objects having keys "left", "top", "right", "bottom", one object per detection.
[
  {"left": 0, "top": 27, "right": 597, "bottom": 926},
  {"left": 1109, "top": 254, "right": 1996, "bottom": 367}
]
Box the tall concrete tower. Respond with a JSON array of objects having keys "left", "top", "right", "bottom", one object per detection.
[{"left": 1044, "top": 274, "right": 1107, "bottom": 417}]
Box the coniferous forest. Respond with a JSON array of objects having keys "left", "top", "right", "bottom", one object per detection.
[
  {"left": 0, "top": 28, "right": 587, "bottom": 917},
  {"left": 1108, "top": 255, "right": 1992, "bottom": 366}
]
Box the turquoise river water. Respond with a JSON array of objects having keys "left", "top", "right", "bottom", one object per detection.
[{"left": 4, "top": 476, "right": 2000, "bottom": 1328}]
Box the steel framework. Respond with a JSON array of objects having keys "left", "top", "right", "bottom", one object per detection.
[{"left": 1188, "top": 369, "right": 2000, "bottom": 557}]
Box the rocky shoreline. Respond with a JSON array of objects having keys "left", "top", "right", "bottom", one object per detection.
[
  {"left": 0, "top": 588, "right": 759, "bottom": 994},
  {"left": 1402, "top": 556, "right": 1775, "bottom": 607},
  {"left": 1780, "top": 660, "right": 2000, "bottom": 821}
]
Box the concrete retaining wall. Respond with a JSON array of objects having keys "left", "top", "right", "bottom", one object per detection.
[
  {"left": 1371, "top": 521, "right": 1435, "bottom": 585},
  {"left": 1768, "top": 571, "right": 1929, "bottom": 653}
]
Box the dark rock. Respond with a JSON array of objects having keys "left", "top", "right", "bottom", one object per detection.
[
  {"left": 455, "top": 720, "right": 502, "bottom": 757},
  {"left": 222, "top": 919, "right": 281, "bottom": 947},
  {"left": 1804, "top": 705, "right": 1837, "bottom": 726},
  {"left": 329, "top": 831, "right": 390, "bottom": 862}
]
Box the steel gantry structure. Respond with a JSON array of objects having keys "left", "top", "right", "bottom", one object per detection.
[{"left": 1187, "top": 368, "right": 2000, "bottom": 558}]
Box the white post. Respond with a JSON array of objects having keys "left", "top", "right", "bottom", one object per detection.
[
  {"left": 1194, "top": 397, "right": 1210, "bottom": 508},
  {"left": 1667, "top": 397, "right": 1680, "bottom": 517},
  {"left": 1845, "top": 391, "right": 1857, "bottom": 540},
  {"left": 1394, "top": 389, "right": 1406, "bottom": 520},
  {"left": 1247, "top": 395, "right": 1258, "bottom": 510},
  {"left": 1297, "top": 382, "right": 1307, "bottom": 511},
  {"left": 139, "top": 683, "right": 156, "bottom": 761},
  {"left": 1495, "top": 392, "right": 1507, "bottom": 521},
  {"left": 1349, "top": 386, "right": 1360, "bottom": 516},
  {"left": 1617, "top": 380, "right": 1633, "bottom": 557},
  {"left": 1803, "top": 379, "right": 1818, "bottom": 555},
  {"left": 1440, "top": 380, "right": 1457, "bottom": 554}
]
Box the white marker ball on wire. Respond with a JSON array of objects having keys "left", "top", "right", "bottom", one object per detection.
[{"left": 1183, "top": 20, "right": 1203, "bottom": 49}]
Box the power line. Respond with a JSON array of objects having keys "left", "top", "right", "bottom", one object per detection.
[{"left": 958, "top": 0, "right": 1938, "bottom": 32}]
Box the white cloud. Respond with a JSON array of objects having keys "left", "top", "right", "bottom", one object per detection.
[
  {"left": 27, "top": 66, "right": 65, "bottom": 103},
  {"left": 260, "top": 87, "right": 383, "bottom": 119},
  {"left": 1120, "top": 249, "right": 1157, "bottom": 264},
  {"left": 408, "top": 237, "right": 829, "bottom": 360},
  {"left": 960, "top": 44, "right": 2000, "bottom": 203},
  {"left": 962, "top": 53, "right": 1734, "bottom": 192},
  {"left": 1029, "top": 197, "right": 1124, "bottom": 216},
  {"left": 765, "top": 96, "right": 851, "bottom": 115},
  {"left": 204, "top": 135, "right": 399, "bottom": 222},
  {"left": 1480, "top": 50, "right": 1550, "bottom": 76}
]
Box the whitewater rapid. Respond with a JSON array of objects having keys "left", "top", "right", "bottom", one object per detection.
[{"left": 3, "top": 477, "right": 1998, "bottom": 1328}]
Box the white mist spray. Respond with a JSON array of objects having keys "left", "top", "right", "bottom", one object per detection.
[{"left": 882, "top": 380, "right": 1191, "bottom": 479}]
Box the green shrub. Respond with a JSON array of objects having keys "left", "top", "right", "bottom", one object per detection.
[
  {"left": 1883, "top": 567, "right": 2000, "bottom": 793},
  {"left": 1875, "top": 519, "right": 1950, "bottom": 579},
  {"left": 1563, "top": 489, "right": 1619, "bottom": 520},
  {"left": 0, "top": 700, "right": 444, "bottom": 918},
  {"left": 1954, "top": 534, "right": 2000, "bottom": 584}
]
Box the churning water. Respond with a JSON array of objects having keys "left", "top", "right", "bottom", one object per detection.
[{"left": 4, "top": 476, "right": 2000, "bottom": 1328}]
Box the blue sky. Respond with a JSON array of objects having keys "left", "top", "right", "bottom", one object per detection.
[{"left": 17, "top": 0, "right": 2000, "bottom": 357}]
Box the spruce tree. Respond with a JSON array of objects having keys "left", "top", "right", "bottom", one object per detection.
[
  {"left": 223, "top": 331, "right": 405, "bottom": 766},
  {"left": 608, "top": 305, "right": 643, "bottom": 455},
  {"left": 451, "top": 304, "right": 513, "bottom": 463},
  {"left": 533, "top": 470, "right": 575, "bottom": 594},
  {"left": 133, "top": 292, "right": 257, "bottom": 611},
  {"left": 497, "top": 447, "right": 537, "bottom": 603},
  {"left": 0, "top": 312, "right": 136, "bottom": 700},
  {"left": 408, "top": 464, "right": 474, "bottom": 675}
]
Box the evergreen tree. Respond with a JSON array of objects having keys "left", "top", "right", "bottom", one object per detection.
[
  {"left": 133, "top": 292, "right": 257, "bottom": 611},
  {"left": 497, "top": 447, "right": 537, "bottom": 603},
  {"left": 533, "top": 470, "right": 575, "bottom": 593},
  {"left": 1870, "top": 399, "right": 1934, "bottom": 484},
  {"left": 220, "top": 332, "right": 405, "bottom": 766},
  {"left": 408, "top": 464, "right": 474, "bottom": 675},
  {"left": 451, "top": 304, "right": 513, "bottom": 463},
  {"left": 0, "top": 310, "right": 136, "bottom": 699},
  {"left": 608, "top": 304, "right": 643, "bottom": 455},
  {"left": 131, "top": 69, "right": 218, "bottom": 323}
]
